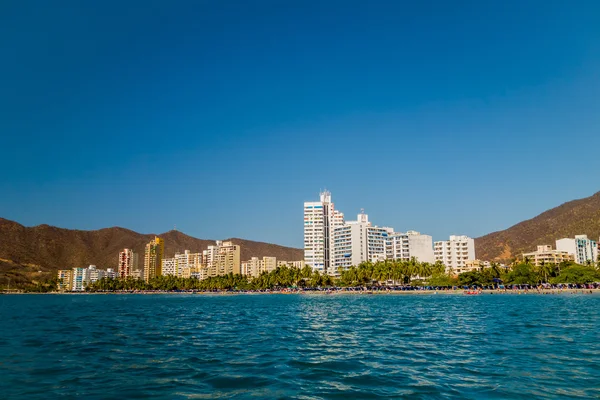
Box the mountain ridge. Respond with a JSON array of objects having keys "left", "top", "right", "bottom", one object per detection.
[
  {"left": 474, "top": 191, "right": 600, "bottom": 261},
  {"left": 0, "top": 218, "right": 304, "bottom": 273}
]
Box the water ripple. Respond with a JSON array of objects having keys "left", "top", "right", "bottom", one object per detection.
[{"left": 1, "top": 294, "right": 600, "bottom": 399}]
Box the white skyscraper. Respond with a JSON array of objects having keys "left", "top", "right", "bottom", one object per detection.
[
  {"left": 304, "top": 191, "right": 344, "bottom": 275},
  {"left": 304, "top": 191, "right": 436, "bottom": 276},
  {"left": 434, "top": 235, "right": 476, "bottom": 272}
]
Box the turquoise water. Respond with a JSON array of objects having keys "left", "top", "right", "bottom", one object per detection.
[{"left": 1, "top": 294, "right": 599, "bottom": 399}]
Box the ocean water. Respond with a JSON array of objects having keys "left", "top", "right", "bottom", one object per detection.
[{"left": 1, "top": 293, "right": 599, "bottom": 399}]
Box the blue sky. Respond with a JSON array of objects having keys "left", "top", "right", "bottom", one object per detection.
[{"left": 1, "top": 0, "right": 599, "bottom": 247}]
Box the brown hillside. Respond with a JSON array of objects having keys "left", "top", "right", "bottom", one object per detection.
[
  {"left": 0, "top": 218, "right": 303, "bottom": 272},
  {"left": 475, "top": 191, "right": 600, "bottom": 262}
]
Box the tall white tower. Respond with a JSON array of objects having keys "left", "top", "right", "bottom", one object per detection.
[{"left": 303, "top": 190, "right": 344, "bottom": 275}]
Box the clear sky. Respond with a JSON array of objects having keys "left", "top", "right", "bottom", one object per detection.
[{"left": 1, "top": 0, "right": 599, "bottom": 247}]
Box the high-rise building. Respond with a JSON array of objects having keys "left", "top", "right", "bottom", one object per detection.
[
  {"left": 556, "top": 235, "right": 598, "bottom": 265},
  {"left": 82, "top": 265, "right": 107, "bottom": 284},
  {"left": 176, "top": 250, "right": 202, "bottom": 277},
  {"left": 333, "top": 211, "right": 389, "bottom": 272},
  {"left": 118, "top": 249, "right": 138, "bottom": 279},
  {"left": 434, "top": 235, "right": 476, "bottom": 273},
  {"left": 203, "top": 241, "right": 240, "bottom": 277},
  {"left": 388, "top": 231, "right": 435, "bottom": 263},
  {"left": 304, "top": 191, "right": 344, "bottom": 275},
  {"left": 57, "top": 270, "right": 73, "bottom": 291},
  {"left": 161, "top": 251, "right": 202, "bottom": 277},
  {"left": 305, "top": 191, "right": 437, "bottom": 275},
  {"left": 144, "top": 236, "right": 164, "bottom": 282},
  {"left": 72, "top": 267, "right": 86, "bottom": 291},
  {"left": 241, "top": 256, "right": 283, "bottom": 278},
  {"left": 161, "top": 257, "right": 178, "bottom": 276}
]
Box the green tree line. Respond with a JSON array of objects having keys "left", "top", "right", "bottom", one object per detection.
[{"left": 76, "top": 259, "right": 600, "bottom": 292}]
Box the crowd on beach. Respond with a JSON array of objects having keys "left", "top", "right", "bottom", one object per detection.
[{"left": 80, "top": 282, "right": 600, "bottom": 295}]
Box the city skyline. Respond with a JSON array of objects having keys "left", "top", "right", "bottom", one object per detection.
[{"left": 2, "top": 1, "right": 600, "bottom": 248}]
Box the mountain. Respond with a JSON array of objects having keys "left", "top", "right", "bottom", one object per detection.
[
  {"left": 475, "top": 191, "right": 600, "bottom": 262},
  {"left": 0, "top": 218, "right": 303, "bottom": 276}
]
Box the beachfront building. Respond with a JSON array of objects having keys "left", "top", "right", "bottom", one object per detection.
[
  {"left": 277, "top": 260, "right": 305, "bottom": 269},
  {"left": 242, "top": 257, "right": 261, "bottom": 277},
  {"left": 72, "top": 267, "right": 86, "bottom": 291},
  {"left": 454, "top": 259, "right": 490, "bottom": 275},
  {"left": 522, "top": 245, "right": 575, "bottom": 267},
  {"left": 118, "top": 249, "right": 138, "bottom": 279},
  {"left": 556, "top": 235, "right": 598, "bottom": 265},
  {"left": 332, "top": 211, "right": 391, "bottom": 274},
  {"left": 203, "top": 241, "right": 241, "bottom": 277},
  {"left": 83, "top": 265, "right": 105, "bottom": 283},
  {"left": 57, "top": 269, "right": 73, "bottom": 291},
  {"left": 144, "top": 236, "right": 164, "bottom": 282},
  {"left": 241, "top": 256, "right": 299, "bottom": 278},
  {"left": 388, "top": 230, "right": 435, "bottom": 263},
  {"left": 164, "top": 250, "right": 204, "bottom": 278},
  {"left": 176, "top": 250, "right": 202, "bottom": 277},
  {"left": 304, "top": 191, "right": 345, "bottom": 275},
  {"left": 434, "top": 235, "right": 476, "bottom": 273},
  {"left": 161, "top": 257, "right": 178, "bottom": 276},
  {"left": 262, "top": 256, "right": 277, "bottom": 274}
]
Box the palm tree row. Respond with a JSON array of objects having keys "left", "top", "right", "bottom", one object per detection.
[
  {"left": 337, "top": 258, "right": 446, "bottom": 286},
  {"left": 86, "top": 265, "right": 333, "bottom": 292},
  {"left": 80, "top": 258, "right": 600, "bottom": 292},
  {"left": 85, "top": 259, "right": 448, "bottom": 292}
]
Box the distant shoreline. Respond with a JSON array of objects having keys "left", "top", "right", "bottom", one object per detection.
[{"left": 4, "top": 289, "right": 600, "bottom": 296}]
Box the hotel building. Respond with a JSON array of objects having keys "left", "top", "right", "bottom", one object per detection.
[
  {"left": 277, "top": 260, "right": 306, "bottom": 269},
  {"left": 162, "top": 250, "right": 203, "bottom": 277},
  {"left": 556, "top": 235, "right": 598, "bottom": 265},
  {"left": 72, "top": 267, "right": 86, "bottom": 291},
  {"left": 203, "top": 241, "right": 240, "bottom": 277},
  {"left": 83, "top": 265, "right": 105, "bottom": 283},
  {"left": 118, "top": 249, "right": 138, "bottom": 279},
  {"left": 304, "top": 191, "right": 344, "bottom": 275},
  {"left": 144, "top": 236, "right": 164, "bottom": 282},
  {"left": 434, "top": 235, "right": 476, "bottom": 273},
  {"left": 333, "top": 211, "right": 390, "bottom": 272},
  {"left": 161, "top": 257, "right": 178, "bottom": 276},
  {"left": 57, "top": 269, "right": 73, "bottom": 291},
  {"left": 388, "top": 231, "right": 435, "bottom": 263},
  {"left": 304, "top": 191, "right": 438, "bottom": 275},
  {"left": 522, "top": 245, "right": 575, "bottom": 267}
]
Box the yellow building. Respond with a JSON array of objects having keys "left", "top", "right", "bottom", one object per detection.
[
  {"left": 144, "top": 236, "right": 164, "bottom": 282},
  {"left": 522, "top": 245, "right": 574, "bottom": 267},
  {"left": 57, "top": 269, "right": 73, "bottom": 291},
  {"left": 203, "top": 241, "right": 241, "bottom": 277}
]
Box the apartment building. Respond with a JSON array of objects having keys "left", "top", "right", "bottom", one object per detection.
[
  {"left": 161, "top": 257, "right": 178, "bottom": 276},
  {"left": 118, "top": 249, "right": 138, "bottom": 279},
  {"left": 331, "top": 212, "right": 392, "bottom": 274},
  {"left": 556, "top": 235, "right": 598, "bottom": 265},
  {"left": 57, "top": 269, "right": 73, "bottom": 291},
  {"left": 522, "top": 245, "right": 575, "bottom": 266},
  {"left": 434, "top": 235, "right": 476, "bottom": 273},
  {"left": 72, "top": 267, "right": 86, "bottom": 291},
  {"left": 304, "top": 191, "right": 344, "bottom": 275},
  {"left": 203, "top": 241, "right": 241, "bottom": 277},
  {"left": 388, "top": 230, "right": 435, "bottom": 263},
  {"left": 144, "top": 236, "right": 164, "bottom": 282},
  {"left": 277, "top": 260, "right": 306, "bottom": 269}
]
